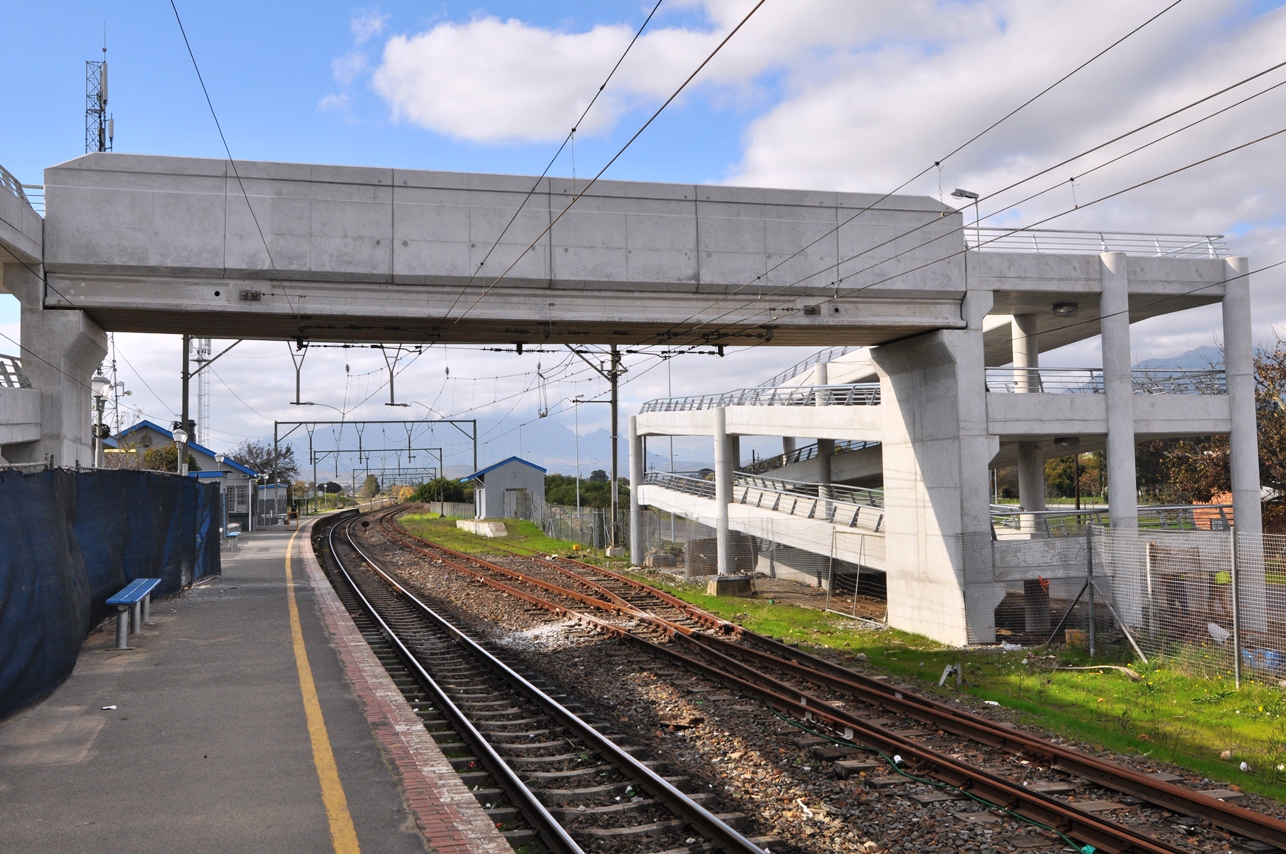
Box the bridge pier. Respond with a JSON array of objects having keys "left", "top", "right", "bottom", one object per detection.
[
  {"left": 1, "top": 263, "right": 106, "bottom": 468},
  {"left": 1012, "top": 313, "right": 1045, "bottom": 532},
  {"left": 872, "top": 291, "right": 1004, "bottom": 645}
]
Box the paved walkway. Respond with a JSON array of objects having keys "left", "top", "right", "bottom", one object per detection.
[{"left": 0, "top": 520, "right": 507, "bottom": 854}]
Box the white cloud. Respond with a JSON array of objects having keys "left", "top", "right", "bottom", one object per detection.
[
  {"left": 366, "top": 2, "right": 971, "bottom": 144},
  {"left": 351, "top": 10, "right": 389, "bottom": 45}
]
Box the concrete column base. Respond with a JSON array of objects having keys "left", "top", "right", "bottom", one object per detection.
[{"left": 706, "top": 575, "right": 752, "bottom": 597}]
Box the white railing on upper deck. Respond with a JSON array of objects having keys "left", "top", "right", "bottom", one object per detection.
[
  {"left": 641, "top": 383, "right": 880, "bottom": 413},
  {"left": 966, "top": 227, "right": 1228, "bottom": 258},
  {"left": 0, "top": 166, "right": 41, "bottom": 216},
  {"left": 984, "top": 367, "right": 1226, "bottom": 395},
  {"left": 0, "top": 355, "right": 32, "bottom": 389}
]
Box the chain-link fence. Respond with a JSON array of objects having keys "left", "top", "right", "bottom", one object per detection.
[
  {"left": 633, "top": 508, "right": 889, "bottom": 622},
  {"left": 1049, "top": 526, "right": 1286, "bottom": 686}
]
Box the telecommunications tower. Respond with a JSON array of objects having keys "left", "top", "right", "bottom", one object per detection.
[{"left": 85, "top": 42, "right": 114, "bottom": 153}]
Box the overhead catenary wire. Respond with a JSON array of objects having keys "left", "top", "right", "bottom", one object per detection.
[
  {"left": 668, "top": 57, "right": 1286, "bottom": 339},
  {"left": 441, "top": 0, "right": 666, "bottom": 320},
  {"left": 636, "top": 0, "right": 1190, "bottom": 343},
  {"left": 454, "top": 0, "right": 769, "bottom": 321},
  {"left": 167, "top": 0, "right": 303, "bottom": 322},
  {"left": 675, "top": 108, "right": 1286, "bottom": 349}
]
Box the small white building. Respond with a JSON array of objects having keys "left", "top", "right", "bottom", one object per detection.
[{"left": 463, "top": 457, "right": 546, "bottom": 522}]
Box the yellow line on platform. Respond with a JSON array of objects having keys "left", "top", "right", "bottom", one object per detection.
[{"left": 286, "top": 528, "right": 361, "bottom": 854}]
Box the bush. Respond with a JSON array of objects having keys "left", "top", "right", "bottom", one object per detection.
[{"left": 410, "top": 477, "right": 473, "bottom": 503}]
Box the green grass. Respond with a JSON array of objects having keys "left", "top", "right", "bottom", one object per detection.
[
  {"left": 630, "top": 570, "right": 1286, "bottom": 802},
  {"left": 395, "top": 512, "right": 1286, "bottom": 802},
  {"left": 396, "top": 514, "right": 628, "bottom": 567}
]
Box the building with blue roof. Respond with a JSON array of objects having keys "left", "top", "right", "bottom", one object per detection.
[{"left": 462, "top": 456, "right": 546, "bottom": 522}]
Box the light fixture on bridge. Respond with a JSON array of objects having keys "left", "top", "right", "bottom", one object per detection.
[
  {"left": 950, "top": 188, "right": 979, "bottom": 200},
  {"left": 1054, "top": 436, "right": 1080, "bottom": 450},
  {"left": 1053, "top": 302, "right": 1078, "bottom": 317}
]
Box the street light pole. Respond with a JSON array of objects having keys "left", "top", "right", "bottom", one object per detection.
[
  {"left": 172, "top": 427, "right": 189, "bottom": 477},
  {"left": 215, "top": 452, "right": 228, "bottom": 544},
  {"left": 92, "top": 373, "right": 111, "bottom": 468}
]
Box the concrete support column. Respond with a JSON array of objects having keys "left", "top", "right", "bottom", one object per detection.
[
  {"left": 712, "top": 407, "right": 731, "bottom": 576},
  {"left": 1012, "top": 313, "right": 1040, "bottom": 392},
  {"left": 1100, "top": 252, "right": 1137, "bottom": 532},
  {"left": 871, "top": 290, "right": 1003, "bottom": 645},
  {"left": 1012, "top": 313, "right": 1045, "bottom": 530},
  {"left": 1224, "top": 256, "right": 1266, "bottom": 632},
  {"left": 1223, "top": 257, "right": 1262, "bottom": 536},
  {"left": 2, "top": 264, "right": 107, "bottom": 467},
  {"left": 1017, "top": 441, "right": 1045, "bottom": 510},
  {"left": 782, "top": 436, "right": 796, "bottom": 457},
  {"left": 816, "top": 438, "right": 834, "bottom": 500},
  {"left": 628, "top": 416, "right": 643, "bottom": 566}
]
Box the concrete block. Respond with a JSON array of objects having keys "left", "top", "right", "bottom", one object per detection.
[
  {"left": 456, "top": 519, "right": 507, "bottom": 538},
  {"left": 706, "top": 575, "right": 752, "bottom": 597}
]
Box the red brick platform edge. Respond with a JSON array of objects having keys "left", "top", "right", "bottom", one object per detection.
[{"left": 298, "top": 517, "right": 513, "bottom": 854}]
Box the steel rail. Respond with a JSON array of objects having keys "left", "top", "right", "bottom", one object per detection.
[
  {"left": 381, "top": 510, "right": 736, "bottom": 633},
  {"left": 374, "top": 512, "right": 1186, "bottom": 853},
  {"left": 694, "top": 630, "right": 1286, "bottom": 851},
  {"left": 385, "top": 509, "right": 1286, "bottom": 851},
  {"left": 345, "top": 510, "right": 766, "bottom": 854},
  {"left": 323, "top": 511, "right": 583, "bottom": 854}
]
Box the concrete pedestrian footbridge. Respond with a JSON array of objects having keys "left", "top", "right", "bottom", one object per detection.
[{"left": 0, "top": 151, "right": 1262, "bottom": 645}]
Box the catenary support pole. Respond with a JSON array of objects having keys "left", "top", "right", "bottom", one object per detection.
[
  {"left": 629, "top": 416, "right": 643, "bottom": 566},
  {"left": 610, "top": 345, "right": 620, "bottom": 550}
]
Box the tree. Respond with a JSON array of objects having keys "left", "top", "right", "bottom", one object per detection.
[
  {"left": 140, "top": 444, "right": 199, "bottom": 473},
  {"left": 229, "top": 440, "right": 298, "bottom": 483},
  {"left": 1153, "top": 336, "right": 1286, "bottom": 525},
  {"left": 544, "top": 473, "right": 628, "bottom": 509},
  {"left": 587, "top": 469, "right": 609, "bottom": 483},
  {"left": 410, "top": 477, "right": 472, "bottom": 503},
  {"left": 360, "top": 474, "right": 380, "bottom": 498}
]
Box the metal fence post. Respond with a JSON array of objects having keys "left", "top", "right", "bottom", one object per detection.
[
  {"left": 1086, "top": 525, "right": 1096, "bottom": 658},
  {"left": 1231, "top": 526, "right": 1241, "bottom": 689}
]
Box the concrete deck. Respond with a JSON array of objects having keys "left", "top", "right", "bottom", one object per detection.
[{"left": 0, "top": 521, "right": 507, "bottom": 854}]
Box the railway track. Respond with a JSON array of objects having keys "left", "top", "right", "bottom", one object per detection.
[
  {"left": 318, "top": 510, "right": 772, "bottom": 854},
  {"left": 372, "top": 506, "right": 1286, "bottom": 854}
]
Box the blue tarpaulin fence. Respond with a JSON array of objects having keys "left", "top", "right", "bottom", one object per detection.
[{"left": 0, "top": 468, "right": 221, "bottom": 718}]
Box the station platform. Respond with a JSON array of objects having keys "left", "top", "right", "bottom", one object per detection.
[{"left": 0, "top": 519, "right": 510, "bottom": 854}]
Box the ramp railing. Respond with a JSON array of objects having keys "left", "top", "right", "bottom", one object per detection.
[
  {"left": 642, "top": 470, "right": 885, "bottom": 531},
  {"left": 641, "top": 383, "right": 880, "bottom": 413},
  {"left": 966, "top": 227, "right": 1228, "bottom": 258},
  {"left": 984, "top": 367, "right": 1226, "bottom": 395},
  {"left": 740, "top": 438, "right": 880, "bottom": 475},
  {"left": 0, "top": 354, "right": 32, "bottom": 388}
]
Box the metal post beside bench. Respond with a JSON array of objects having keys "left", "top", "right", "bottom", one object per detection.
[{"left": 105, "top": 578, "right": 162, "bottom": 650}]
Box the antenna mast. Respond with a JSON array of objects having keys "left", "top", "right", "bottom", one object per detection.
[{"left": 85, "top": 39, "right": 114, "bottom": 153}]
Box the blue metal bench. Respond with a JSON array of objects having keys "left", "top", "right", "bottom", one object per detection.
[{"left": 105, "top": 578, "right": 162, "bottom": 650}]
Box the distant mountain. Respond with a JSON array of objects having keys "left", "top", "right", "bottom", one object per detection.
[{"left": 1134, "top": 345, "right": 1222, "bottom": 371}]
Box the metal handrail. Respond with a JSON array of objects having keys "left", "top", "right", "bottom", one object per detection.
[
  {"left": 740, "top": 438, "right": 880, "bottom": 475},
  {"left": 757, "top": 345, "right": 857, "bottom": 389},
  {"left": 0, "top": 354, "right": 32, "bottom": 389},
  {"left": 641, "top": 383, "right": 880, "bottom": 413},
  {"left": 984, "top": 367, "right": 1226, "bottom": 395},
  {"left": 991, "top": 503, "right": 1233, "bottom": 538},
  {"left": 642, "top": 470, "right": 885, "bottom": 531},
  {"left": 966, "top": 227, "right": 1228, "bottom": 258},
  {"left": 0, "top": 165, "right": 28, "bottom": 204}
]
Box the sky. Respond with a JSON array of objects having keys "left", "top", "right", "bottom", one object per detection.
[{"left": 2, "top": 0, "right": 1286, "bottom": 479}]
